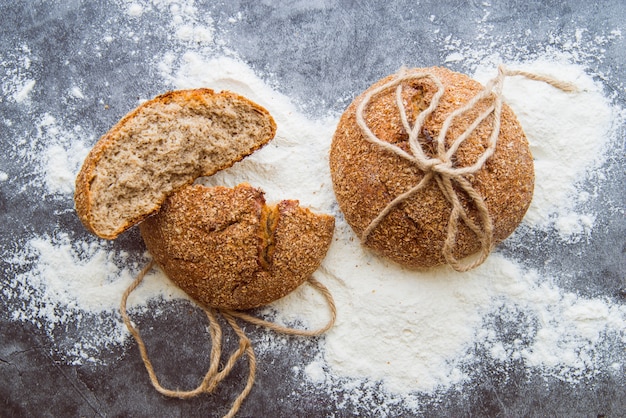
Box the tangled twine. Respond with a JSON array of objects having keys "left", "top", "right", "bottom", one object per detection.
[
  {"left": 356, "top": 65, "right": 578, "bottom": 272},
  {"left": 120, "top": 260, "right": 336, "bottom": 418}
]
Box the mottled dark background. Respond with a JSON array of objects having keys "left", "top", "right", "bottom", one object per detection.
[{"left": 1, "top": 1, "right": 625, "bottom": 416}]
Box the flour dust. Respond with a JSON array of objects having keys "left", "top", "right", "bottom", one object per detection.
[{"left": 1, "top": 0, "right": 625, "bottom": 414}]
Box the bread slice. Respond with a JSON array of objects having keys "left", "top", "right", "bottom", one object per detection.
[
  {"left": 139, "top": 183, "right": 335, "bottom": 310},
  {"left": 74, "top": 89, "right": 276, "bottom": 239}
]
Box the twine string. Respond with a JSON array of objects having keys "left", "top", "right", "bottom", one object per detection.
[
  {"left": 356, "top": 65, "right": 578, "bottom": 272},
  {"left": 120, "top": 260, "right": 336, "bottom": 418},
  {"left": 224, "top": 276, "right": 337, "bottom": 337}
]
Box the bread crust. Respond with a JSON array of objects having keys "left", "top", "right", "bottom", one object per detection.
[
  {"left": 74, "top": 89, "right": 276, "bottom": 239},
  {"left": 139, "top": 183, "right": 335, "bottom": 310},
  {"left": 329, "top": 67, "right": 534, "bottom": 268}
]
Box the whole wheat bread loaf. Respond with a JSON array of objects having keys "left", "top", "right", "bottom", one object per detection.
[
  {"left": 74, "top": 89, "right": 276, "bottom": 239},
  {"left": 330, "top": 67, "right": 534, "bottom": 268}
]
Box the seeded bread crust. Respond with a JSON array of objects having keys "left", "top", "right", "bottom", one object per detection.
[
  {"left": 329, "top": 67, "right": 534, "bottom": 268},
  {"left": 139, "top": 183, "right": 335, "bottom": 310},
  {"left": 75, "top": 89, "right": 276, "bottom": 239}
]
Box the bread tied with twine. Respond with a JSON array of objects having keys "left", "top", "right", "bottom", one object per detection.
[
  {"left": 332, "top": 65, "right": 578, "bottom": 272},
  {"left": 120, "top": 260, "right": 336, "bottom": 418}
]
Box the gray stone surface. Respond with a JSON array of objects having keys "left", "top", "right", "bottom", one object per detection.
[{"left": 1, "top": 0, "right": 625, "bottom": 416}]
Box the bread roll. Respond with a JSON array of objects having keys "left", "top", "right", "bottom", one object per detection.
[
  {"left": 329, "top": 67, "right": 534, "bottom": 268},
  {"left": 74, "top": 89, "right": 276, "bottom": 239},
  {"left": 139, "top": 183, "right": 335, "bottom": 310}
]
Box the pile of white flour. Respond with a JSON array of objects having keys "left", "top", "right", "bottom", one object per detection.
[{"left": 2, "top": 0, "right": 624, "bottom": 411}]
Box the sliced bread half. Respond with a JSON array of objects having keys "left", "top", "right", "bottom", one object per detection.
[{"left": 74, "top": 89, "right": 276, "bottom": 239}]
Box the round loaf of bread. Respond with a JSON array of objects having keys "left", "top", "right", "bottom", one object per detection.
[
  {"left": 329, "top": 66, "right": 534, "bottom": 269},
  {"left": 139, "top": 183, "right": 335, "bottom": 310},
  {"left": 75, "top": 89, "right": 276, "bottom": 239}
]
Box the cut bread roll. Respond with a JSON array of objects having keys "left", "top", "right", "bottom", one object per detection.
[
  {"left": 139, "top": 183, "right": 335, "bottom": 310},
  {"left": 74, "top": 89, "right": 276, "bottom": 239}
]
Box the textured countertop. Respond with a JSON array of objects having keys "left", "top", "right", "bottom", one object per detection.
[{"left": 1, "top": 1, "right": 625, "bottom": 416}]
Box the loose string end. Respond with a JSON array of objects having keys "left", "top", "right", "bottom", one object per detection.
[
  {"left": 499, "top": 65, "right": 580, "bottom": 94},
  {"left": 121, "top": 260, "right": 337, "bottom": 418}
]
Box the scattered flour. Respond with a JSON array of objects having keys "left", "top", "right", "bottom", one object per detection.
[
  {"left": 444, "top": 51, "right": 464, "bottom": 63},
  {"left": 1, "top": 44, "right": 36, "bottom": 104},
  {"left": 13, "top": 79, "right": 36, "bottom": 103},
  {"left": 151, "top": 0, "right": 215, "bottom": 45},
  {"left": 6, "top": 234, "right": 187, "bottom": 315},
  {"left": 4, "top": 233, "right": 189, "bottom": 362},
  {"left": 160, "top": 54, "right": 625, "bottom": 396},
  {"left": 21, "top": 113, "right": 93, "bottom": 196},
  {"left": 70, "top": 86, "right": 85, "bottom": 99},
  {"left": 474, "top": 59, "right": 620, "bottom": 237},
  {"left": 2, "top": 0, "right": 625, "bottom": 413},
  {"left": 304, "top": 360, "right": 328, "bottom": 385},
  {"left": 126, "top": 3, "right": 144, "bottom": 18}
]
